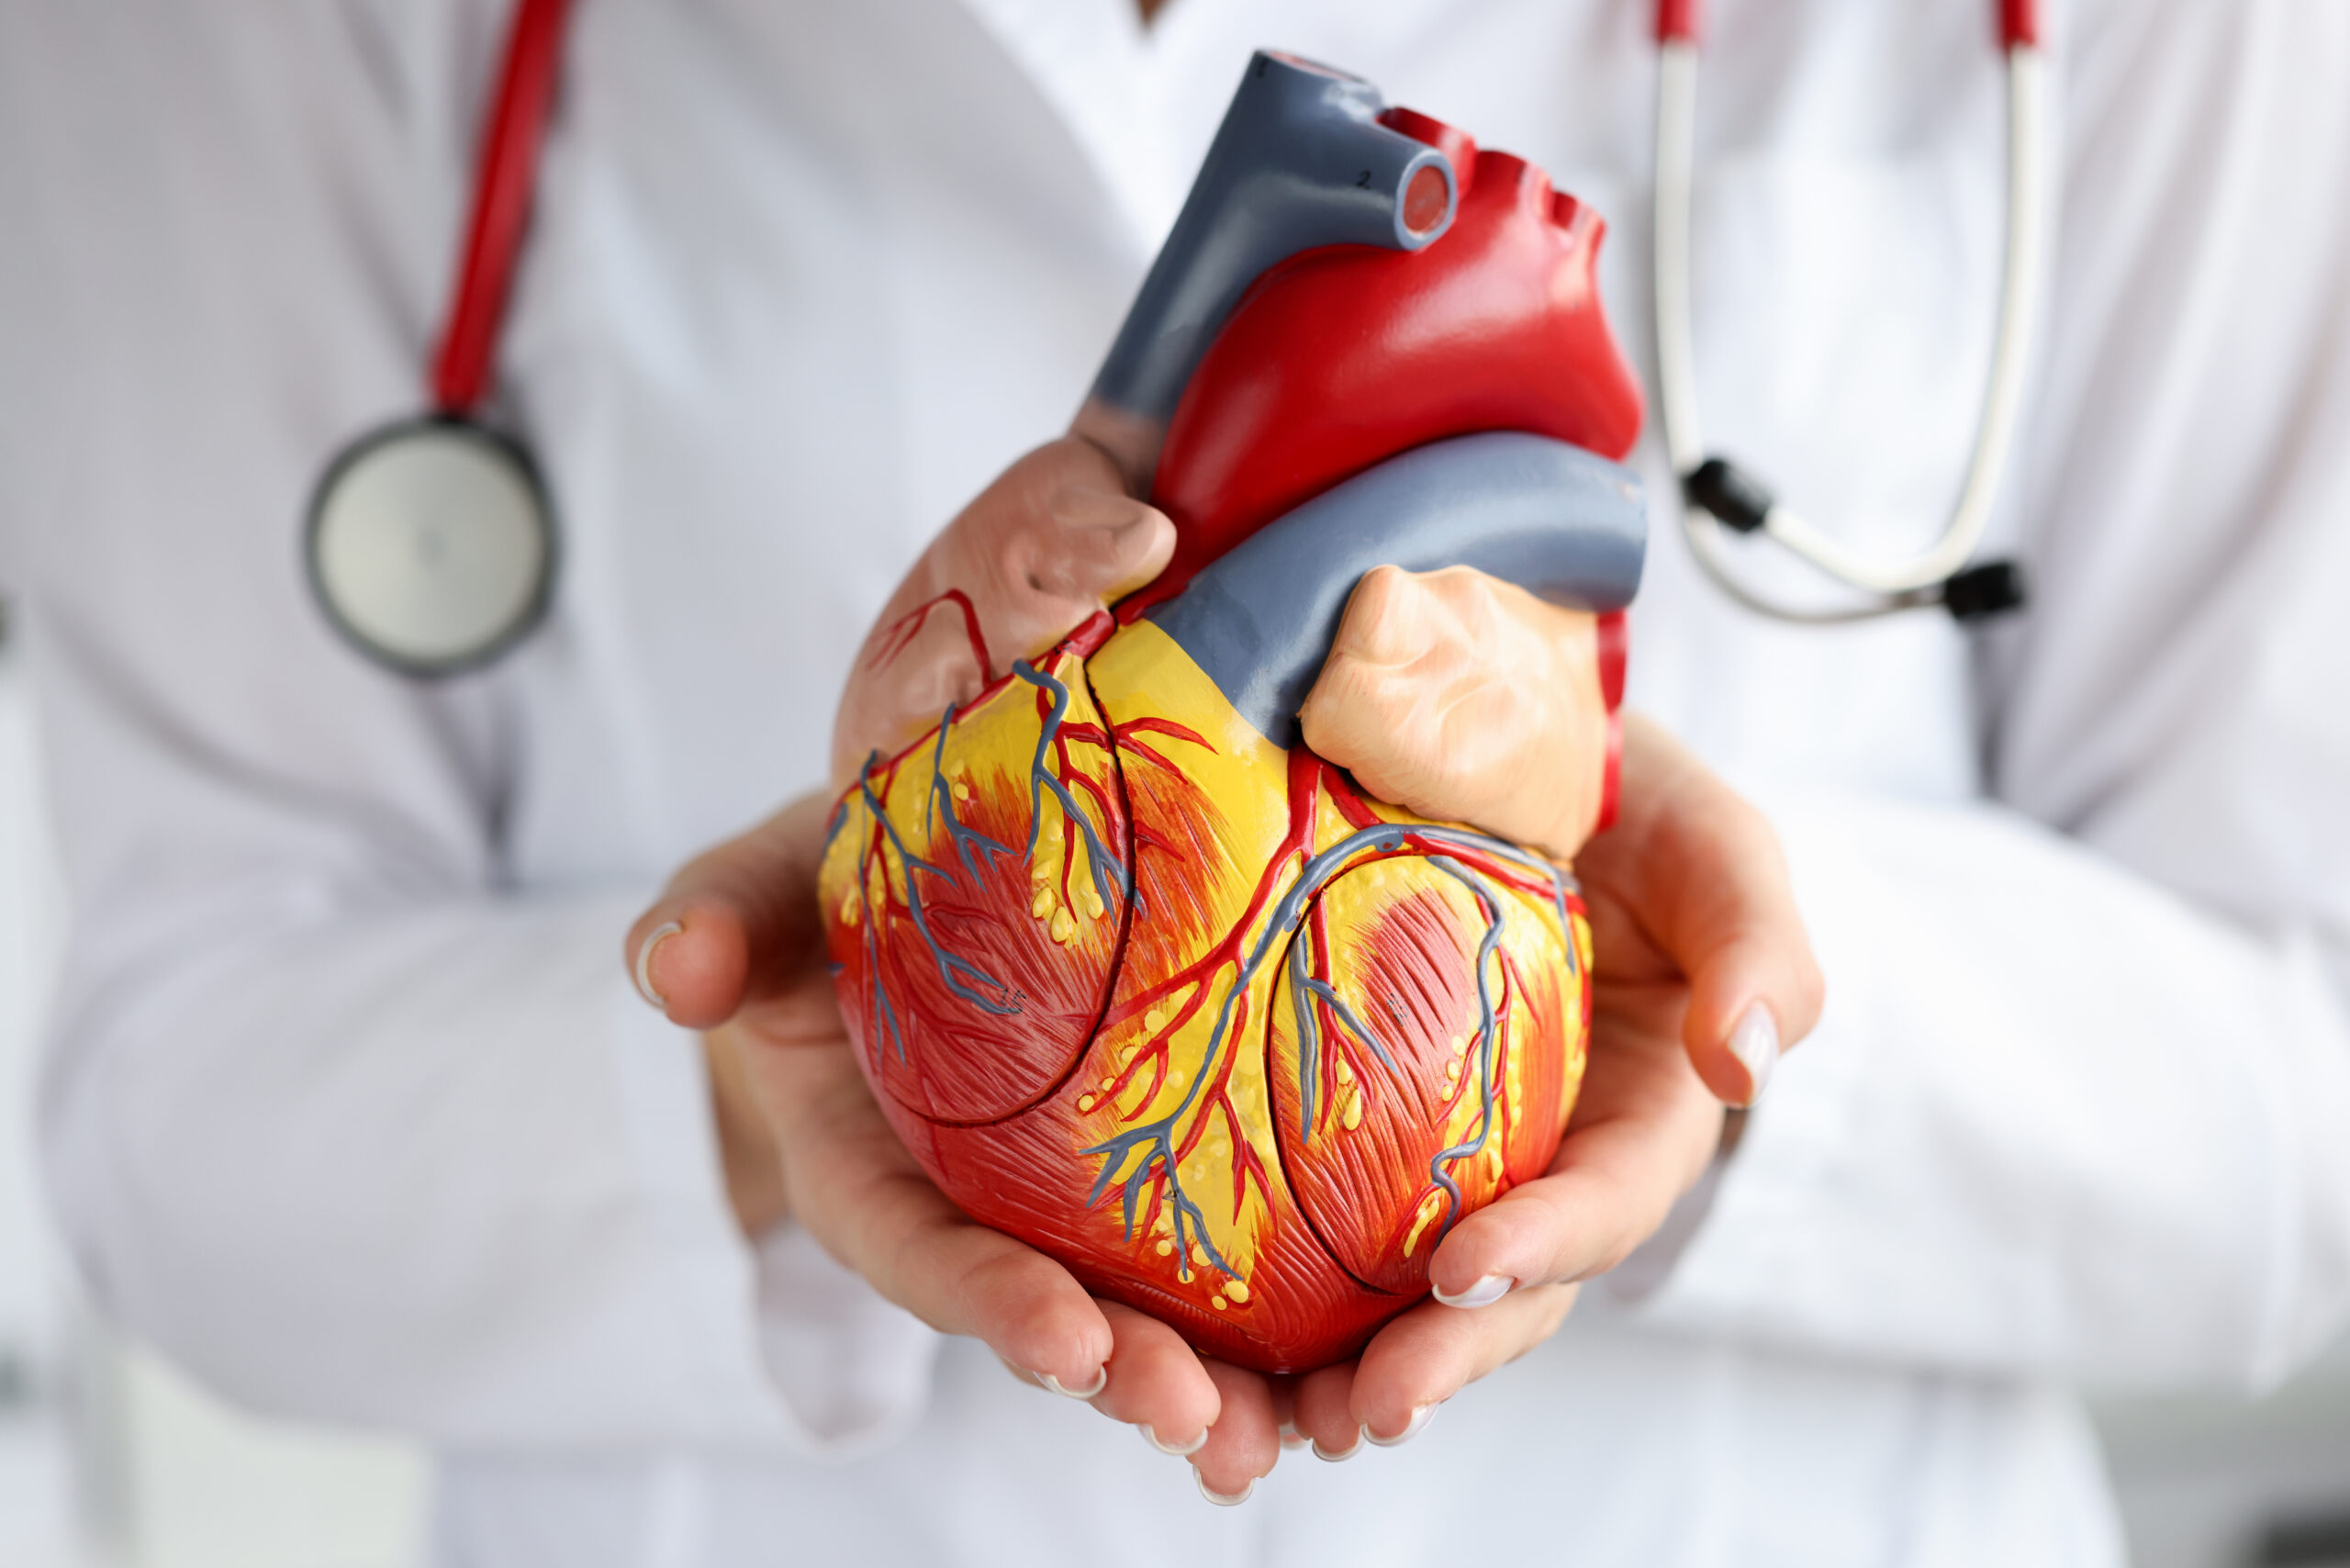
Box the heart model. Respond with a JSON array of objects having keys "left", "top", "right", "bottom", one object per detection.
[{"left": 818, "top": 53, "right": 1648, "bottom": 1372}]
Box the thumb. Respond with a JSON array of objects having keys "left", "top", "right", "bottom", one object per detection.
[{"left": 626, "top": 790, "right": 837, "bottom": 1032}]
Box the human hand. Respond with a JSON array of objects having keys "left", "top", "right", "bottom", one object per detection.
[
  {"left": 662, "top": 498, "right": 1815, "bottom": 1501},
  {"left": 828, "top": 436, "right": 1174, "bottom": 789},
  {"left": 1301, "top": 573, "right": 1807, "bottom": 1103},
  {"left": 631, "top": 714, "right": 1818, "bottom": 1497},
  {"left": 631, "top": 796, "right": 1275, "bottom": 1496},
  {"left": 1277, "top": 712, "right": 1824, "bottom": 1462}
]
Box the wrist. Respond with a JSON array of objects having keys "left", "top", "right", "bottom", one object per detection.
[{"left": 704, "top": 1028, "right": 791, "bottom": 1238}]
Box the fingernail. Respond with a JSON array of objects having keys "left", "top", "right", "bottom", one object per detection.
[
  {"left": 1311, "top": 1433, "right": 1360, "bottom": 1462},
  {"left": 1195, "top": 1470, "right": 1255, "bottom": 1507},
  {"left": 1727, "top": 1002, "right": 1780, "bottom": 1106},
  {"left": 1058, "top": 485, "right": 1152, "bottom": 534},
  {"left": 632, "top": 921, "right": 681, "bottom": 1010},
  {"left": 1431, "top": 1273, "right": 1516, "bottom": 1309},
  {"left": 1038, "top": 1366, "right": 1108, "bottom": 1400},
  {"left": 1362, "top": 1406, "right": 1435, "bottom": 1449},
  {"left": 1140, "top": 1423, "right": 1208, "bottom": 1457},
  {"left": 1279, "top": 1420, "right": 1306, "bottom": 1450}
]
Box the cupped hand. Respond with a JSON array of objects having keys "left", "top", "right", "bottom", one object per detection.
[
  {"left": 1279, "top": 712, "right": 1824, "bottom": 1462},
  {"left": 628, "top": 711, "right": 1820, "bottom": 1496},
  {"left": 629, "top": 796, "right": 1277, "bottom": 1497}
]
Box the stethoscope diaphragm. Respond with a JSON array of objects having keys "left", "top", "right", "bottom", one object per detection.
[
  {"left": 305, "top": 0, "right": 569, "bottom": 678},
  {"left": 305, "top": 416, "right": 554, "bottom": 678}
]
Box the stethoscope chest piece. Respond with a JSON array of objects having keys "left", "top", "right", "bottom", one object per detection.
[
  {"left": 306, "top": 417, "right": 554, "bottom": 678},
  {"left": 305, "top": 0, "right": 571, "bottom": 678}
]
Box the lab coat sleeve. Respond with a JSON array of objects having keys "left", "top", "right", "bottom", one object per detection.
[
  {"left": 0, "top": 3, "right": 935, "bottom": 1448},
  {"left": 1636, "top": 0, "right": 2350, "bottom": 1390}
]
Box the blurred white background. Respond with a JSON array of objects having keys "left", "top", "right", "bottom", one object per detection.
[
  {"left": 0, "top": 603, "right": 2344, "bottom": 1566},
  {"left": 0, "top": 614, "right": 424, "bottom": 1568}
]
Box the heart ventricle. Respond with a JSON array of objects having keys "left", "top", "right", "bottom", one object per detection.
[{"left": 820, "top": 609, "right": 1590, "bottom": 1372}]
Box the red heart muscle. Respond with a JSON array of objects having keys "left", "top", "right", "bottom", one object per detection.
[{"left": 820, "top": 113, "right": 1642, "bottom": 1372}]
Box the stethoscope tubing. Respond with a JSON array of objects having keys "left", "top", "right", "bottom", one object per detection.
[
  {"left": 434, "top": 0, "right": 572, "bottom": 417},
  {"left": 327, "top": 0, "right": 2046, "bottom": 671},
  {"left": 1652, "top": 1, "right": 2048, "bottom": 622}
]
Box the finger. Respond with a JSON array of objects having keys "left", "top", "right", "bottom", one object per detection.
[
  {"left": 1084, "top": 1301, "right": 1223, "bottom": 1457},
  {"left": 626, "top": 791, "right": 836, "bottom": 1029},
  {"left": 756, "top": 1044, "right": 1113, "bottom": 1391},
  {"left": 1191, "top": 1360, "right": 1281, "bottom": 1504},
  {"left": 1588, "top": 714, "right": 1827, "bottom": 1103},
  {"left": 1291, "top": 1361, "right": 1365, "bottom": 1461},
  {"left": 1024, "top": 466, "right": 1175, "bottom": 607},
  {"left": 830, "top": 435, "right": 1171, "bottom": 786},
  {"left": 1347, "top": 1283, "right": 1580, "bottom": 1442},
  {"left": 1269, "top": 1376, "right": 1306, "bottom": 1450},
  {"left": 1427, "top": 1029, "right": 1722, "bottom": 1298},
  {"left": 968, "top": 442, "right": 1170, "bottom": 661}
]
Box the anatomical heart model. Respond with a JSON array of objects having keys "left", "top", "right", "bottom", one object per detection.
[{"left": 819, "top": 53, "right": 1649, "bottom": 1372}]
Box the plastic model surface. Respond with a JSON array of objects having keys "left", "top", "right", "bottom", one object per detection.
[{"left": 817, "top": 52, "right": 1648, "bottom": 1371}]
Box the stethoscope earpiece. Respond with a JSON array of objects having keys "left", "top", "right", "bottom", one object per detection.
[{"left": 306, "top": 415, "right": 555, "bottom": 678}]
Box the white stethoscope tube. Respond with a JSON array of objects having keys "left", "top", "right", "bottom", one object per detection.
[{"left": 1653, "top": 36, "right": 2049, "bottom": 622}]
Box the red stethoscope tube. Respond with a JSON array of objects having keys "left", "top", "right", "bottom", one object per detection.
[
  {"left": 1658, "top": 0, "right": 2040, "bottom": 50},
  {"left": 431, "top": 0, "right": 573, "bottom": 414},
  {"left": 304, "top": 0, "right": 569, "bottom": 679}
]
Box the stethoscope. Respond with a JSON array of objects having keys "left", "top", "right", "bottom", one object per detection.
[
  {"left": 306, "top": 0, "right": 2045, "bottom": 677},
  {"left": 305, "top": 0, "right": 568, "bottom": 678},
  {"left": 1651, "top": 0, "right": 2045, "bottom": 622}
]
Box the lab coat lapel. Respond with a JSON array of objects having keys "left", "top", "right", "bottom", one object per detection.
[{"left": 951, "top": 0, "right": 1183, "bottom": 248}]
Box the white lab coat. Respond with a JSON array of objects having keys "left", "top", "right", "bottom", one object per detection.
[{"left": 5, "top": 0, "right": 2349, "bottom": 1562}]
